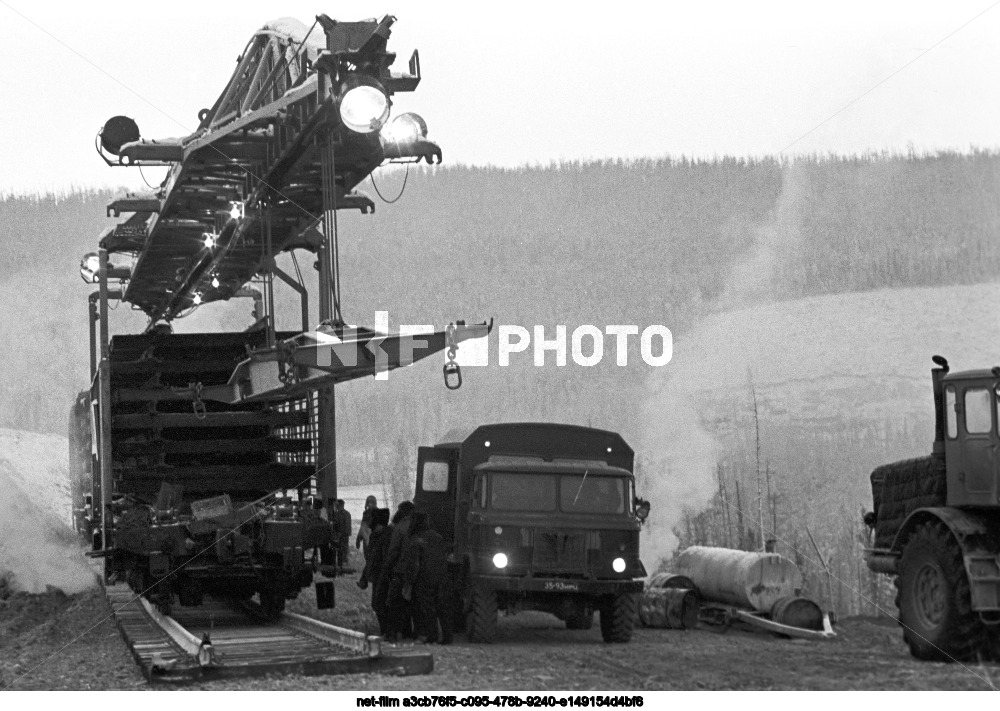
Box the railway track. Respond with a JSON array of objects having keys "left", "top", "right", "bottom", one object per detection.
[{"left": 106, "top": 585, "right": 433, "bottom": 684}]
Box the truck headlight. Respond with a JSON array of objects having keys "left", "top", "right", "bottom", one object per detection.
[
  {"left": 493, "top": 552, "right": 508, "bottom": 569},
  {"left": 612, "top": 557, "right": 626, "bottom": 573}
]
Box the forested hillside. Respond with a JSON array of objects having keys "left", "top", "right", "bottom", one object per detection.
[
  {"left": 3, "top": 150, "right": 997, "bottom": 441},
  {"left": 2, "top": 152, "right": 999, "bottom": 611}
]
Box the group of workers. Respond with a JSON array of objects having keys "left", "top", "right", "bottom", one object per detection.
[
  {"left": 313, "top": 498, "right": 353, "bottom": 572},
  {"left": 354, "top": 496, "right": 454, "bottom": 645}
]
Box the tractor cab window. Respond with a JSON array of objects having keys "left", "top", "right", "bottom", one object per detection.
[
  {"left": 946, "top": 386, "right": 957, "bottom": 439},
  {"left": 996, "top": 387, "right": 1000, "bottom": 432},
  {"left": 965, "top": 388, "right": 993, "bottom": 435},
  {"left": 474, "top": 474, "right": 487, "bottom": 509}
]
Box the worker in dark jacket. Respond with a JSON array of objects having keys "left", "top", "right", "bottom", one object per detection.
[
  {"left": 356, "top": 494, "right": 378, "bottom": 559},
  {"left": 358, "top": 507, "right": 391, "bottom": 633},
  {"left": 334, "top": 499, "right": 352, "bottom": 571},
  {"left": 396, "top": 512, "right": 426, "bottom": 638},
  {"left": 380, "top": 501, "right": 415, "bottom": 642},
  {"left": 407, "top": 513, "right": 454, "bottom": 644}
]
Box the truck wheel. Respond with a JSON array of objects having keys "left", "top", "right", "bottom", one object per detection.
[
  {"left": 896, "top": 521, "right": 985, "bottom": 661},
  {"left": 154, "top": 592, "right": 172, "bottom": 617},
  {"left": 259, "top": 587, "right": 286, "bottom": 619},
  {"left": 600, "top": 592, "right": 636, "bottom": 643},
  {"left": 565, "top": 611, "right": 594, "bottom": 630},
  {"left": 466, "top": 586, "right": 498, "bottom": 643}
]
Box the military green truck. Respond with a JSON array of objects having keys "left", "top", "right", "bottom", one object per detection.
[{"left": 414, "top": 423, "right": 650, "bottom": 643}]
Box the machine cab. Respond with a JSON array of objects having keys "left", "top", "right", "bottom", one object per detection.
[{"left": 943, "top": 370, "right": 1000, "bottom": 507}]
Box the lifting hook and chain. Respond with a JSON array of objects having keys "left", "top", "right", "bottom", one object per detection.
[
  {"left": 443, "top": 323, "right": 462, "bottom": 390},
  {"left": 191, "top": 382, "right": 206, "bottom": 420},
  {"left": 175, "top": 381, "right": 207, "bottom": 420}
]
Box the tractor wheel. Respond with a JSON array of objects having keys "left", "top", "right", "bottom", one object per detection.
[
  {"left": 895, "top": 521, "right": 985, "bottom": 661},
  {"left": 982, "top": 621, "right": 1000, "bottom": 661},
  {"left": 466, "top": 586, "right": 498, "bottom": 643},
  {"left": 599, "top": 592, "right": 636, "bottom": 643},
  {"left": 452, "top": 588, "right": 467, "bottom": 633},
  {"left": 565, "top": 610, "right": 594, "bottom": 630}
]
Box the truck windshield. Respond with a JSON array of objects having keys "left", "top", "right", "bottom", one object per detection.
[
  {"left": 560, "top": 475, "right": 626, "bottom": 514},
  {"left": 490, "top": 473, "right": 557, "bottom": 511},
  {"left": 489, "top": 472, "right": 628, "bottom": 514}
]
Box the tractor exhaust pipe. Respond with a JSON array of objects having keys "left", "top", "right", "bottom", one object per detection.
[{"left": 931, "top": 355, "right": 949, "bottom": 457}]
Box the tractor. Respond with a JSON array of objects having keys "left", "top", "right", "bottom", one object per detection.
[{"left": 865, "top": 356, "right": 1000, "bottom": 661}]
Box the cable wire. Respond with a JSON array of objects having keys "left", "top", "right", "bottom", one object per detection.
[{"left": 370, "top": 162, "right": 410, "bottom": 204}]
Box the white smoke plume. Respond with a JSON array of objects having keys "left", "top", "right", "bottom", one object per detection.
[
  {"left": 638, "top": 163, "right": 808, "bottom": 569},
  {"left": 0, "top": 431, "right": 96, "bottom": 594},
  {"left": 638, "top": 380, "right": 721, "bottom": 572}
]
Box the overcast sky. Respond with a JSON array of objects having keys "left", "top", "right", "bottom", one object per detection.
[{"left": 1, "top": 0, "right": 998, "bottom": 195}]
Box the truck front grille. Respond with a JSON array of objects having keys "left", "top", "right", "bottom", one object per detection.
[{"left": 532, "top": 530, "right": 586, "bottom": 571}]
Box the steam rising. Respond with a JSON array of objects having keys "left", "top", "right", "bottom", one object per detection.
[
  {"left": 638, "top": 163, "right": 806, "bottom": 570},
  {"left": 637, "top": 159, "right": 1000, "bottom": 573},
  {"left": 638, "top": 383, "right": 720, "bottom": 572},
  {"left": 0, "top": 430, "right": 96, "bottom": 594}
]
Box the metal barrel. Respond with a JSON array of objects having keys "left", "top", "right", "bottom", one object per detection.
[
  {"left": 639, "top": 587, "right": 700, "bottom": 629},
  {"left": 675, "top": 546, "right": 802, "bottom": 612},
  {"left": 770, "top": 596, "right": 823, "bottom": 631}
]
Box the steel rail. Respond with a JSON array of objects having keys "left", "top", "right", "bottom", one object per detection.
[{"left": 106, "top": 585, "right": 432, "bottom": 684}]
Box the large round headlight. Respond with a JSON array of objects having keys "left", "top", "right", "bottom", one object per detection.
[
  {"left": 493, "top": 552, "right": 508, "bottom": 569},
  {"left": 612, "top": 557, "right": 626, "bottom": 573},
  {"left": 381, "top": 112, "right": 428, "bottom": 144},
  {"left": 339, "top": 85, "right": 390, "bottom": 134}
]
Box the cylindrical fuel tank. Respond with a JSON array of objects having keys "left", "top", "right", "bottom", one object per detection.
[
  {"left": 675, "top": 546, "right": 801, "bottom": 612},
  {"left": 639, "top": 587, "right": 700, "bottom": 629},
  {"left": 647, "top": 573, "right": 696, "bottom": 590},
  {"left": 770, "top": 596, "right": 823, "bottom": 630}
]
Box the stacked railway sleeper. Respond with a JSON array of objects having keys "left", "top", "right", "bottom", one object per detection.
[
  {"left": 89, "top": 329, "right": 335, "bottom": 618},
  {"left": 106, "top": 585, "right": 433, "bottom": 684}
]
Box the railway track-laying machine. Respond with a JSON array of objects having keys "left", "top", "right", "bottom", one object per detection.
[{"left": 69, "top": 13, "right": 488, "bottom": 616}]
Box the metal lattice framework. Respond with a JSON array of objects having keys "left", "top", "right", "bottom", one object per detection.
[
  {"left": 82, "top": 14, "right": 491, "bottom": 570},
  {"left": 100, "top": 15, "right": 439, "bottom": 323}
]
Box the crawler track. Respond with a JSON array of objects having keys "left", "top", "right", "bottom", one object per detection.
[{"left": 106, "top": 585, "right": 433, "bottom": 684}]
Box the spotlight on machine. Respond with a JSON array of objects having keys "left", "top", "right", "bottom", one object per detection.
[
  {"left": 80, "top": 252, "right": 132, "bottom": 283},
  {"left": 94, "top": 116, "right": 141, "bottom": 165},
  {"left": 337, "top": 77, "right": 390, "bottom": 134},
  {"left": 380, "top": 111, "right": 440, "bottom": 163}
]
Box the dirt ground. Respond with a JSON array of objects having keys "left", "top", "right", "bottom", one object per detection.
[{"left": 3, "top": 577, "right": 999, "bottom": 692}]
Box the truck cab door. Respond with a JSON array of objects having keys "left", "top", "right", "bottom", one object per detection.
[
  {"left": 956, "top": 384, "right": 998, "bottom": 504},
  {"left": 415, "top": 447, "right": 458, "bottom": 546}
]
